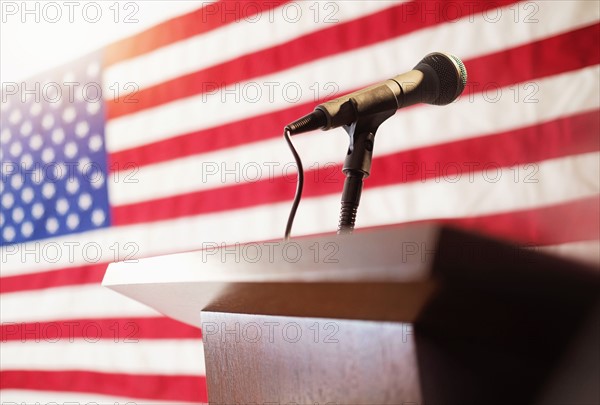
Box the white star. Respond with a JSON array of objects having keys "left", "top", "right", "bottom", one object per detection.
[
  {"left": 2, "top": 193, "right": 14, "bottom": 209},
  {"left": 41, "top": 147, "right": 55, "bottom": 164},
  {"left": 75, "top": 121, "right": 90, "bottom": 138},
  {"left": 21, "top": 187, "right": 34, "bottom": 204},
  {"left": 9, "top": 109, "right": 22, "bottom": 124},
  {"left": 67, "top": 213, "right": 79, "bottom": 230},
  {"left": 20, "top": 153, "right": 33, "bottom": 169},
  {"left": 88, "top": 134, "right": 103, "bottom": 152},
  {"left": 42, "top": 113, "right": 55, "bottom": 129},
  {"left": 21, "top": 221, "right": 34, "bottom": 238},
  {"left": 3, "top": 226, "right": 15, "bottom": 241},
  {"left": 12, "top": 207, "right": 24, "bottom": 223},
  {"left": 62, "top": 106, "right": 76, "bottom": 123},
  {"left": 46, "top": 217, "right": 59, "bottom": 234},
  {"left": 91, "top": 209, "right": 106, "bottom": 226},
  {"left": 32, "top": 202, "right": 44, "bottom": 219},
  {"left": 64, "top": 141, "right": 78, "bottom": 159},
  {"left": 10, "top": 174, "right": 23, "bottom": 190},
  {"left": 56, "top": 198, "right": 69, "bottom": 215},
  {"left": 29, "top": 133, "right": 43, "bottom": 150},
  {"left": 66, "top": 177, "right": 80, "bottom": 194},
  {"left": 1, "top": 128, "right": 11, "bottom": 144},
  {"left": 20, "top": 121, "right": 33, "bottom": 137},
  {"left": 9, "top": 141, "right": 22, "bottom": 157},
  {"left": 78, "top": 193, "right": 92, "bottom": 210},
  {"left": 52, "top": 128, "right": 65, "bottom": 144},
  {"left": 42, "top": 183, "right": 55, "bottom": 199},
  {"left": 78, "top": 157, "right": 91, "bottom": 174}
]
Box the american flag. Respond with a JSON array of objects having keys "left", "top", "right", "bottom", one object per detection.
[{"left": 1, "top": 0, "right": 598, "bottom": 403}]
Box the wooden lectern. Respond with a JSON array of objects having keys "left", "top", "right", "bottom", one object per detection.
[{"left": 102, "top": 224, "right": 599, "bottom": 404}]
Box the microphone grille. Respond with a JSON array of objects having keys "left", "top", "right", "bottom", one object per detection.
[{"left": 420, "top": 52, "right": 467, "bottom": 105}]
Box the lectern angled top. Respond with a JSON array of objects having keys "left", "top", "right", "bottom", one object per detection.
[
  {"left": 102, "top": 223, "right": 597, "bottom": 329},
  {"left": 102, "top": 223, "right": 442, "bottom": 327}
]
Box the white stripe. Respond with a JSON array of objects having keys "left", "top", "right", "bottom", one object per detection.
[
  {"left": 0, "top": 284, "right": 158, "bottom": 322},
  {"left": 2, "top": 153, "right": 598, "bottom": 277},
  {"left": 104, "top": 1, "right": 400, "bottom": 92},
  {"left": 0, "top": 390, "right": 199, "bottom": 405},
  {"left": 0, "top": 339, "right": 205, "bottom": 375},
  {"left": 537, "top": 241, "right": 600, "bottom": 266},
  {"left": 105, "top": 0, "right": 599, "bottom": 152},
  {"left": 108, "top": 65, "right": 600, "bottom": 205},
  {"left": 354, "top": 153, "right": 599, "bottom": 230}
]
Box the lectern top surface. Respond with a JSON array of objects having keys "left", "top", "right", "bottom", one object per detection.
[
  {"left": 102, "top": 224, "right": 442, "bottom": 327},
  {"left": 101, "top": 223, "right": 598, "bottom": 328},
  {"left": 103, "top": 223, "right": 440, "bottom": 286}
]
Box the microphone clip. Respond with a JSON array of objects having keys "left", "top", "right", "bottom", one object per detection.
[{"left": 338, "top": 106, "right": 396, "bottom": 235}]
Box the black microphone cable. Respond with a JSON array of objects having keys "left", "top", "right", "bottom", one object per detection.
[{"left": 283, "top": 127, "right": 304, "bottom": 240}]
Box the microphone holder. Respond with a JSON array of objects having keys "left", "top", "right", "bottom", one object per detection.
[{"left": 338, "top": 107, "right": 397, "bottom": 234}]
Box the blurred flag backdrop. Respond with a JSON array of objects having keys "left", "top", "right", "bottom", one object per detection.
[{"left": 1, "top": 0, "right": 599, "bottom": 403}]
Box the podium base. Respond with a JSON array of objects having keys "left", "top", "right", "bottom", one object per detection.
[{"left": 202, "top": 312, "right": 422, "bottom": 404}]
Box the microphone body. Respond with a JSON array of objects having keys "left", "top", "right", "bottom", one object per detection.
[{"left": 286, "top": 52, "right": 467, "bottom": 135}]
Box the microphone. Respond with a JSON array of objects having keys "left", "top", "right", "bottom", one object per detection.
[{"left": 285, "top": 52, "right": 467, "bottom": 135}]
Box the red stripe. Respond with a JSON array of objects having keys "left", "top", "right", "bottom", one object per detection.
[
  {"left": 434, "top": 196, "right": 600, "bottom": 246},
  {"left": 104, "top": 0, "right": 289, "bottom": 66},
  {"left": 111, "top": 109, "right": 600, "bottom": 225},
  {"left": 0, "top": 370, "right": 207, "bottom": 402},
  {"left": 353, "top": 196, "right": 600, "bottom": 250},
  {"left": 0, "top": 317, "right": 201, "bottom": 342},
  {"left": 108, "top": 102, "right": 309, "bottom": 173},
  {"left": 463, "top": 23, "right": 600, "bottom": 98},
  {"left": 0, "top": 263, "right": 105, "bottom": 294},
  {"left": 107, "top": 22, "right": 600, "bottom": 170},
  {"left": 366, "top": 109, "right": 600, "bottom": 188},
  {"left": 106, "top": 0, "right": 518, "bottom": 119}
]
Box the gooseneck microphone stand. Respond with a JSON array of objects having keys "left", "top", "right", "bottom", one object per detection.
[
  {"left": 284, "top": 53, "right": 467, "bottom": 238},
  {"left": 337, "top": 108, "right": 397, "bottom": 234}
]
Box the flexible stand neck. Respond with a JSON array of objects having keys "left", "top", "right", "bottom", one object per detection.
[{"left": 337, "top": 109, "right": 396, "bottom": 234}]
